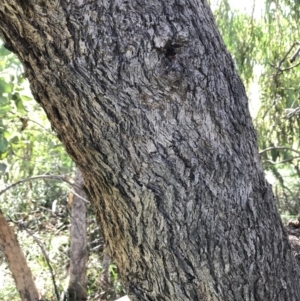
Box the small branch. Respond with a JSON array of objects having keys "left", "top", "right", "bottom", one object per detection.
[
  {"left": 274, "top": 42, "right": 300, "bottom": 71},
  {"left": 269, "top": 47, "right": 293, "bottom": 71},
  {"left": 259, "top": 146, "right": 300, "bottom": 156},
  {"left": 279, "top": 61, "right": 300, "bottom": 71},
  {"left": 0, "top": 175, "right": 72, "bottom": 196},
  {"left": 66, "top": 187, "right": 90, "bottom": 204},
  {"left": 26, "top": 118, "right": 54, "bottom": 134},
  {"left": 290, "top": 43, "right": 300, "bottom": 63},
  {"left": 0, "top": 175, "right": 89, "bottom": 203},
  {"left": 264, "top": 43, "right": 300, "bottom": 122},
  {"left": 286, "top": 106, "right": 300, "bottom": 119},
  {"left": 263, "top": 156, "right": 300, "bottom": 165},
  {"left": 38, "top": 206, "right": 69, "bottom": 219}
]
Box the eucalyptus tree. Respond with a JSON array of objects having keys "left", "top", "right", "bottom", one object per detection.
[{"left": 1, "top": 1, "right": 300, "bottom": 301}]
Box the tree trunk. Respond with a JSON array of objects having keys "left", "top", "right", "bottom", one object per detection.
[
  {"left": 67, "top": 168, "right": 88, "bottom": 300},
  {"left": 0, "top": 210, "right": 40, "bottom": 301},
  {"left": 1, "top": 1, "right": 300, "bottom": 300}
]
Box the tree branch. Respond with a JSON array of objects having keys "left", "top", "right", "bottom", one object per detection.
[
  {"left": 259, "top": 146, "right": 300, "bottom": 156},
  {"left": 263, "top": 156, "right": 300, "bottom": 165},
  {"left": 0, "top": 174, "right": 90, "bottom": 203}
]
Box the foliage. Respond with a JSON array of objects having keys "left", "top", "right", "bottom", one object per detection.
[{"left": 0, "top": 40, "right": 73, "bottom": 215}]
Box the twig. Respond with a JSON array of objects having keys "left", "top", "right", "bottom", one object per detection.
[
  {"left": 271, "top": 42, "right": 300, "bottom": 72},
  {"left": 286, "top": 106, "right": 300, "bottom": 119},
  {"left": 259, "top": 146, "right": 300, "bottom": 156},
  {"left": 66, "top": 187, "right": 90, "bottom": 204},
  {"left": 279, "top": 61, "right": 300, "bottom": 71},
  {"left": 263, "top": 156, "right": 300, "bottom": 165},
  {"left": 290, "top": 42, "right": 300, "bottom": 63},
  {"left": 39, "top": 206, "right": 69, "bottom": 218},
  {"left": 263, "top": 42, "right": 300, "bottom": 120},
  {"left": 26, "top": 118, "right": 54, "bottom": 134},
  {"left": 0, "top": 175, "right": 90, "bottom": 203}
]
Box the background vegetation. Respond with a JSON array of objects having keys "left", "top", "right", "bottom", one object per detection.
[{"left": 0, "top": 0, "right": 300, "bottom": 299}]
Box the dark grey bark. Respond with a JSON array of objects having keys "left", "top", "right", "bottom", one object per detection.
[{"left": 1, "top": 1, "right": 300, "bottom": 300}]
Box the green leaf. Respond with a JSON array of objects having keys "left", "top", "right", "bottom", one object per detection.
[
  {"left": 0, "top": 136, "right": 8, "bottom": 153},
  {"left": 0, "top": 46, "right": 11, "bottom": 57},
  {"left": 0, "top": 79, "right": 12, "bottom": 96},
  {"left": 10, "top": 135, "right": 19, "bottom": 144},
  {"left": 0, "top": 105, "right": 11, "bottom": 117},
  {"left": 21, "top": 95, "right": 33, "bottom": 101},
  {"left": 0, "top": 162, "right": 7, "bottom": 174},
  {"left": 11, "top": 92, "right": 25, "bottom": 113}
]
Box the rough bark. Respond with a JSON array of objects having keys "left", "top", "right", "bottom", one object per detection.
[
  {"left": 0, "top": 210, "right": 40, "bottom": 301},
  {"left": 1, "top": 1, "right": 300, "bottom": 300},
  {"left": 68, "top": 168, "right": 88, "bottom": 300}
]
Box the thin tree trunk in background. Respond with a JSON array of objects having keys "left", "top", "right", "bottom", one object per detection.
[
  {"left": 68, "top": 168, "right": 88, "bottom": 300},
  {"left": 1, "top": 1, "right": 300, "bottom": 300},
  {"left": 98, "top": 250, "right": 111, "bottom": 290},
  {"left": 0, "top": 209, "right": 40, "bottom": 301}
]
